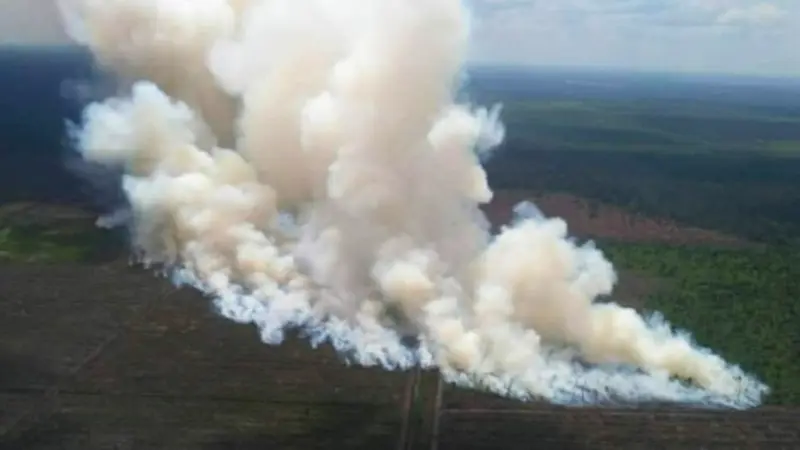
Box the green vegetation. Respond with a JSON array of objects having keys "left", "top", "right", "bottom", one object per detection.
[
  {"left": 501, "top": 99, "right": 800, "bottom": 157},
  {"left": 765, "top": 140, "right": 800, "bottom": 156},
  {"left": 602, "top": 241, "right": 800, "bottom": 405},
  {"left": 0, "top": 223, "right": 118, "bottom": 263},
  {"left": 487, "top": 148, "right": 800, "bottom": 246},
  {"left": 486, "top": 95, "right": 800, "bottom": 405},
  {"left": 486, "top": 97, "right": 800, "bottom": 246}
]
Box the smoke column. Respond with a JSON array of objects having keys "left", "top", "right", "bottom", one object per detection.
[{"left": 57, "top": 0, "right": 767, "bottom": 408}]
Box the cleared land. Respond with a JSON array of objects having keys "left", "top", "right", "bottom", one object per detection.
[
  {"left": 0, "top": 263, "right": 414, "bottom": 450},
  {"left": 1, "top": 203, "right": 798, "bottom": 449},
  {"left": 482, "top": 191, "right": 749, "bottom": 247}
]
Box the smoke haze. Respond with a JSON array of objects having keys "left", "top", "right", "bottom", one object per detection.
[{"left": 57, "top": 0, "right": 767, "bottom": 408}]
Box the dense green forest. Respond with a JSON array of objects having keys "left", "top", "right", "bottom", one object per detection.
[
  {"left": 483, "top": 98, "right": 800, "bottom": 246},
  {"left": 497, "top": 99, "right": 800, "bottom": 156},
  {"left": 486, "top": 148, "right": 800, "bottom": 245},
  {"left": 602, "top": 241, "right": 800, "bottom": 405}
]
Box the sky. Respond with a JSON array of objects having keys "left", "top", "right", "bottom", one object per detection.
[{"left": 1, "top": 0, "right": 798, "bottom": 77}]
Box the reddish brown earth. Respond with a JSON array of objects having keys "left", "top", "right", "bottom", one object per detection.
[
  {"left": 602, "top": 269, "right": 664, "bottom": 310},
  {"left": 1, "top": 204, "right": 798, "bottom": 449},
  {"left": 482, "top": 190, "right": 749, "bottom": 247}
]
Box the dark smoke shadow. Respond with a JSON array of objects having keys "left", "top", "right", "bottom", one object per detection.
[{"left": 200, "top": 404, "right": 400, "bottom": 450}]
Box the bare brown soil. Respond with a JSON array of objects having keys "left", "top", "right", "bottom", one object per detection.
[
  {"left": 604, "top": 269, "right": 664, "bottom": 310},
  {"left": 483, "top": 190, "right": 751, "bottom": 247}
]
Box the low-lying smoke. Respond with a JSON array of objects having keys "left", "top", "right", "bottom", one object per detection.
[{"left": 58, "top": 0, "right": 767, "bottom": 408}]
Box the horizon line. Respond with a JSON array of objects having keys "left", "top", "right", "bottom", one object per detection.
[{"left": 2, "top": 43, "right": 799, "bottom": 82}]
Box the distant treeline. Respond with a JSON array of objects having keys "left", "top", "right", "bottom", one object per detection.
[{"left": 485, "top": 148, "right": 800, "bottom": 246}]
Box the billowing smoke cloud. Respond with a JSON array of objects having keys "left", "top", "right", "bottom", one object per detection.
[{"left": 57, "top": 0, "right": 767, "bottom": 408}]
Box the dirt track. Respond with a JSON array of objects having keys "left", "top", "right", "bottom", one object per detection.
[{"left": 1, "top": 261, "right": 798, "bottom": 450}]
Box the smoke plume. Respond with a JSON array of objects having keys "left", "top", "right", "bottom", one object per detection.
[{"left": 57, "top": 0, "right": 767, "bottom": 408}]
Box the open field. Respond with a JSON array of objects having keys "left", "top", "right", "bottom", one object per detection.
[
  {"left": 438, "top": 388, "right": 800, "bottom": 450},
  {"left": 0, "top": 262, "right": 414, "bottom": 450},
  {"left": 0, "top": 203, "right": 122, "bottom": 263}
]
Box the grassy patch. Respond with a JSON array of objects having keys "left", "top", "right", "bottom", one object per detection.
[
  {"left": 0, "top": 223, "right": 120, "bottom": 263},
  {"left": 765, "top": 140, "right": 800, "bottom": 157},
  {"left": 602, "top": 242, "right": 800, "bottom": 405}
]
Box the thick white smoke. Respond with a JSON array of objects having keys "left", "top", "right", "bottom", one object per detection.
[{"left": 58, "top": 0, "right": 767, "bottom": 408}]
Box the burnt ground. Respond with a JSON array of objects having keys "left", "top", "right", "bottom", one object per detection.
[{"left": 1, "top": 205, "right": 799, "bottom": 449}]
